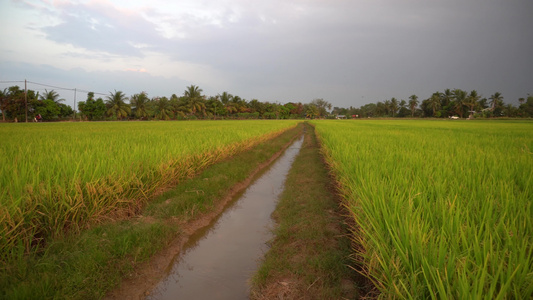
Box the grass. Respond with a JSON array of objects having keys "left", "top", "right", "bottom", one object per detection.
[
  {"left": 251, "top": 123, "right": 362, "bottom": 299},
  {"left": 0, "top": 120, "right": 299, "bottom": 260},
  {"left": 311, "top": 119, "right": 533, "bottom": 299},
  {"left": 1, "top": 123, "right": 303, "bottom": 299}
]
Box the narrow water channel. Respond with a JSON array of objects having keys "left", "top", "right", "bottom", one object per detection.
[{"left": 146, "top": 135, "right": 304, "bottom": 300}]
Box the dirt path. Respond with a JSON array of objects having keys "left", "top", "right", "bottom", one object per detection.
[
  {"left": 105, "top": 129, "right": 302, "bottom": 300},
  {"left": 249, "top": 124, "right": 374, "bottom": 299}
]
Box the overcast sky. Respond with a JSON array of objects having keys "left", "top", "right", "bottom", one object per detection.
[{"left": 1, "top": 0, "right": 532, "bottom": 110}]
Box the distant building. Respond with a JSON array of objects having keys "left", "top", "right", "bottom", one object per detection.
[{"left": 336, "top": 115, "right": 346, "bottom": 119}]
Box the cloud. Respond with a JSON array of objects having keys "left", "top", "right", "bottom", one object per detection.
[
  {"left": 124, "top": 68, "right": 147, "bottom": 73},
  {"left": 3, "top": 0, "right": 532, "bottom": 108},
  {"left": 38, "top": 0, "right": 165, "bottom": 57}
]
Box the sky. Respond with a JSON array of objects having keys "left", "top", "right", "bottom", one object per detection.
[{"left": 1, "top": 0, "right": 532, "bottom": 110}]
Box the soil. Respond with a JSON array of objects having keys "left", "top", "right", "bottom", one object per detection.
[{"left": 104, "top": 132, "right": 301, "bottom": 300}]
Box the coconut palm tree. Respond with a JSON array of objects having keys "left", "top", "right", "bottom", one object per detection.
[
  {"left": 153, "top": 97, "right": 173, "bottom": 120},
  {"left": 408, "top": 94, "right": 419, "bottom": 117},
  {"left": 390, "top": 97, "right": 399, "bottom": 117},
  {"left": 452, "top": 89, "right": 467, "bottom": 118},
  {"left": 105, "top": 90, "right": 131, "bottom": 120},
  {"left": 130, "top": 92, "right": 150, "bottom": 119},
  {"left": 183, "top": 85, "right": 206, "bottom": 116},
  {"left": 489, "top": 92, "right": 504, "bottom": 111},
  {"left": 441, "top": 88, "right": 455, "bottom": 116},
  {"left": 40, "top": 89, "right": 65, "bottom": 104},
  {"left": 169, "top": 94, "right": 187, "bottom": 118},
  {"left": 219, "top": 91, "right": 233, "bottom": 105},
  {"left": 466, "top": 90, "right": 480, "bottom": 118},
  {"left": 429, "top": 92, "right": 442, "bottom": 117},
  {"left": 0, "top": 88, "right": 8, "bottom": 121}
]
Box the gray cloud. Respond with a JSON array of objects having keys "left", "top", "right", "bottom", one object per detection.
[
  {"left": 4, "top": 0, "right": 533, "bottom": 107},
  {"left": 40, "top": 1, "right": 165, "bottom": 57}
]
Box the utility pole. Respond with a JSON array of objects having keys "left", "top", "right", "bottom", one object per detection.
[
  {"left": 74, "top": 88, "right": 77, "bottom": 121},
  {"left": 24, "top": 79, "right": 28, "bottom": 122}
]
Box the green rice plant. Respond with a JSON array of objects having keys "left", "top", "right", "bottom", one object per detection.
[
  {"left": 0, "top": 120, "right": 299, "bottom": 259},
  {"left": 312, "top": 119, "right": 533, "bottom": 299}
]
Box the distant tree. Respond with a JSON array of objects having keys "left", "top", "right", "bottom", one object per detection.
[
  {"left": 4, "top": 86, "right": 27, "bottom": 121},
  {"left": 408, "top": 95, "right": 419, "bottom": 117},
  {"left": 57, "top": 103, "right": 74, "bottom": 118},
  {"left": 105, "top": 90, "right": 130, "bottom": 120},
  {"left": 0, "top": 88, "right": 8, "bottom": 121},
  {"left": 466, "top": 90, "right": 481, "bottom": 118},
  {"left": 310, "top": 98, "right": 331, "bottom": 117},
  {"left": 478, "top": 98, "right": 489, "bottom": 110},
  {"left": 489, "top": 92, "right": 504, "bottom": 116},
  {"left": 130, "top": 92, "right": 151, "bottom": 119},
  {"left": 33, "top": 99, "right": 60, "bottom": 120},
  {"left": 429, "top": 92, "right": 442, "bottom": 117},
  {"left": 376, "top": 101, "right": 387, "bottom": 116},
  {"left": 39, "top": 89, "right": 64, "bottom": 104},
  {"left": 398, "top": 99, "right": 409, "bottom": 117},
  {"left": 452, "top": 89, "right": 467, "bottom": 118},
  {"left": 205, "top": 96, "right": 223, "bottom": 119},
  {"left": 519, "top": 95, "right": 533, "bottom": 117},
  {"left": 78, "top": 92, "right": 106, "bottom": 120},
  {"left": 153, "top": 97, "right": 173, "bottom": 120},
  {"left": 184, "top": 85, "right": 206, "bottom": 116},
  {"left": 249, "top": 99, "right": 266, "bottom": 116},
  {"left": 441, "top": 89, "right": 454, "bottom": 117},
  {"left": 502, "top": 103, "right": 518, "bottom": 117},
  {"left": 219, "top": 91, "right": 232, "bottom": 105},
  {"left": 169, "top": 95, "right": 189, "bottom": 118},
  {"left": 305, "top": 104, "right": 319, "bottom": 119},
  {"left": 390, "top": 97, "right": 399, "bottom": 117},
  {"left": 383, "top": 99, "right": 391, "bottom": 116}
]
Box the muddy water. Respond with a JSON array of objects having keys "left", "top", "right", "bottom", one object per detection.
[{"left": 146, "top": 136, "right": 304, "bottom": 300}]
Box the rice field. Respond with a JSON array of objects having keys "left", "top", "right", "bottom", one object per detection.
[
  {"left": 0, "top": 120, "right": 299, "bottom": 258},
  {"left": 312, "top": 119, "right": 533, "bottom": 299}
]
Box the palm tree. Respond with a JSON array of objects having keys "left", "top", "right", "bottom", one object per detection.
[
  {"left": 376, "top": 101, "right": 386, "bottom": 116},
  {"left": 183, "top": 85, "right": 206, "bottom": 116},
  {"left": 452, "top": 89, "right": 467, "bottom": 118},
  {"left": 489, "top": 92, "right": 504, "bottom": 111},
  {"left": 441, "top": 89, "right": 454, "bottom": 116},
  {"left": 390, "top": 97, "right": 398, "bottom": 117},
  {"left": 153, "top": 97, "right": 173, "bottom": 120},
  {"left": 130, "top": 92, "right": 150, "bottom": 119},
  {"left": 205, "top": 96, "right": 222, "bottom": 119},
  {"left": 40, "top": 89, "right": 65, "bottom": 104},
  {"left": 466, "top": 90, "right": 480, "bottom": 118},
  {"left": 429, "top": 92, "right": 441, "bottom": 117},
  {"left": 219, "top": 91, "right": 233, "bottom": 105},
  {"left": 383, "top": 100, "right": 391, "bottom": 116},
  {"left": 105, "top": 90, "right": 131, "bottom": 120},
  {"left": 0, "top": 88, "right": 8, "bottom": 121},
  {"left": 408, "top": 94, "right": 419, "bottom": 117},
  {"left": 169, "top": 94, "right": 187, "bottom": 118}
]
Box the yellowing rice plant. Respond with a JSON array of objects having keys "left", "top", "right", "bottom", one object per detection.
[
  {"left": 0, "top": 120, "right": 299, "bottom": 258},
  {"left": 312, "top": 120, "right": 533, "bottom": 299}
]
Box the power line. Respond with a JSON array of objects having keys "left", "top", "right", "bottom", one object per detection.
[{"left": 0, "top": 80, "right": 108, "bottom": 96}]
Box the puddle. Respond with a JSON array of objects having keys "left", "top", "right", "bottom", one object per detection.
[{"left": 146, "top": 135, "right": 304, "bottom": 300}]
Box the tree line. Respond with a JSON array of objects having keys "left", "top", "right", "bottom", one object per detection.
[
  {"left": 333, "top": 89, "right": 533, "bottom": 119},
  {"left": 0, "top": 85, "right": 332, "bottom": 121},
  {"left": 1, "top": 84, "right": 532, "bottom": 122}
]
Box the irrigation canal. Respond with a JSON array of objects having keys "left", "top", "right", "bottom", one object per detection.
[{"left": 145, "top": 135, "right": 305, "bottom": 299}]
